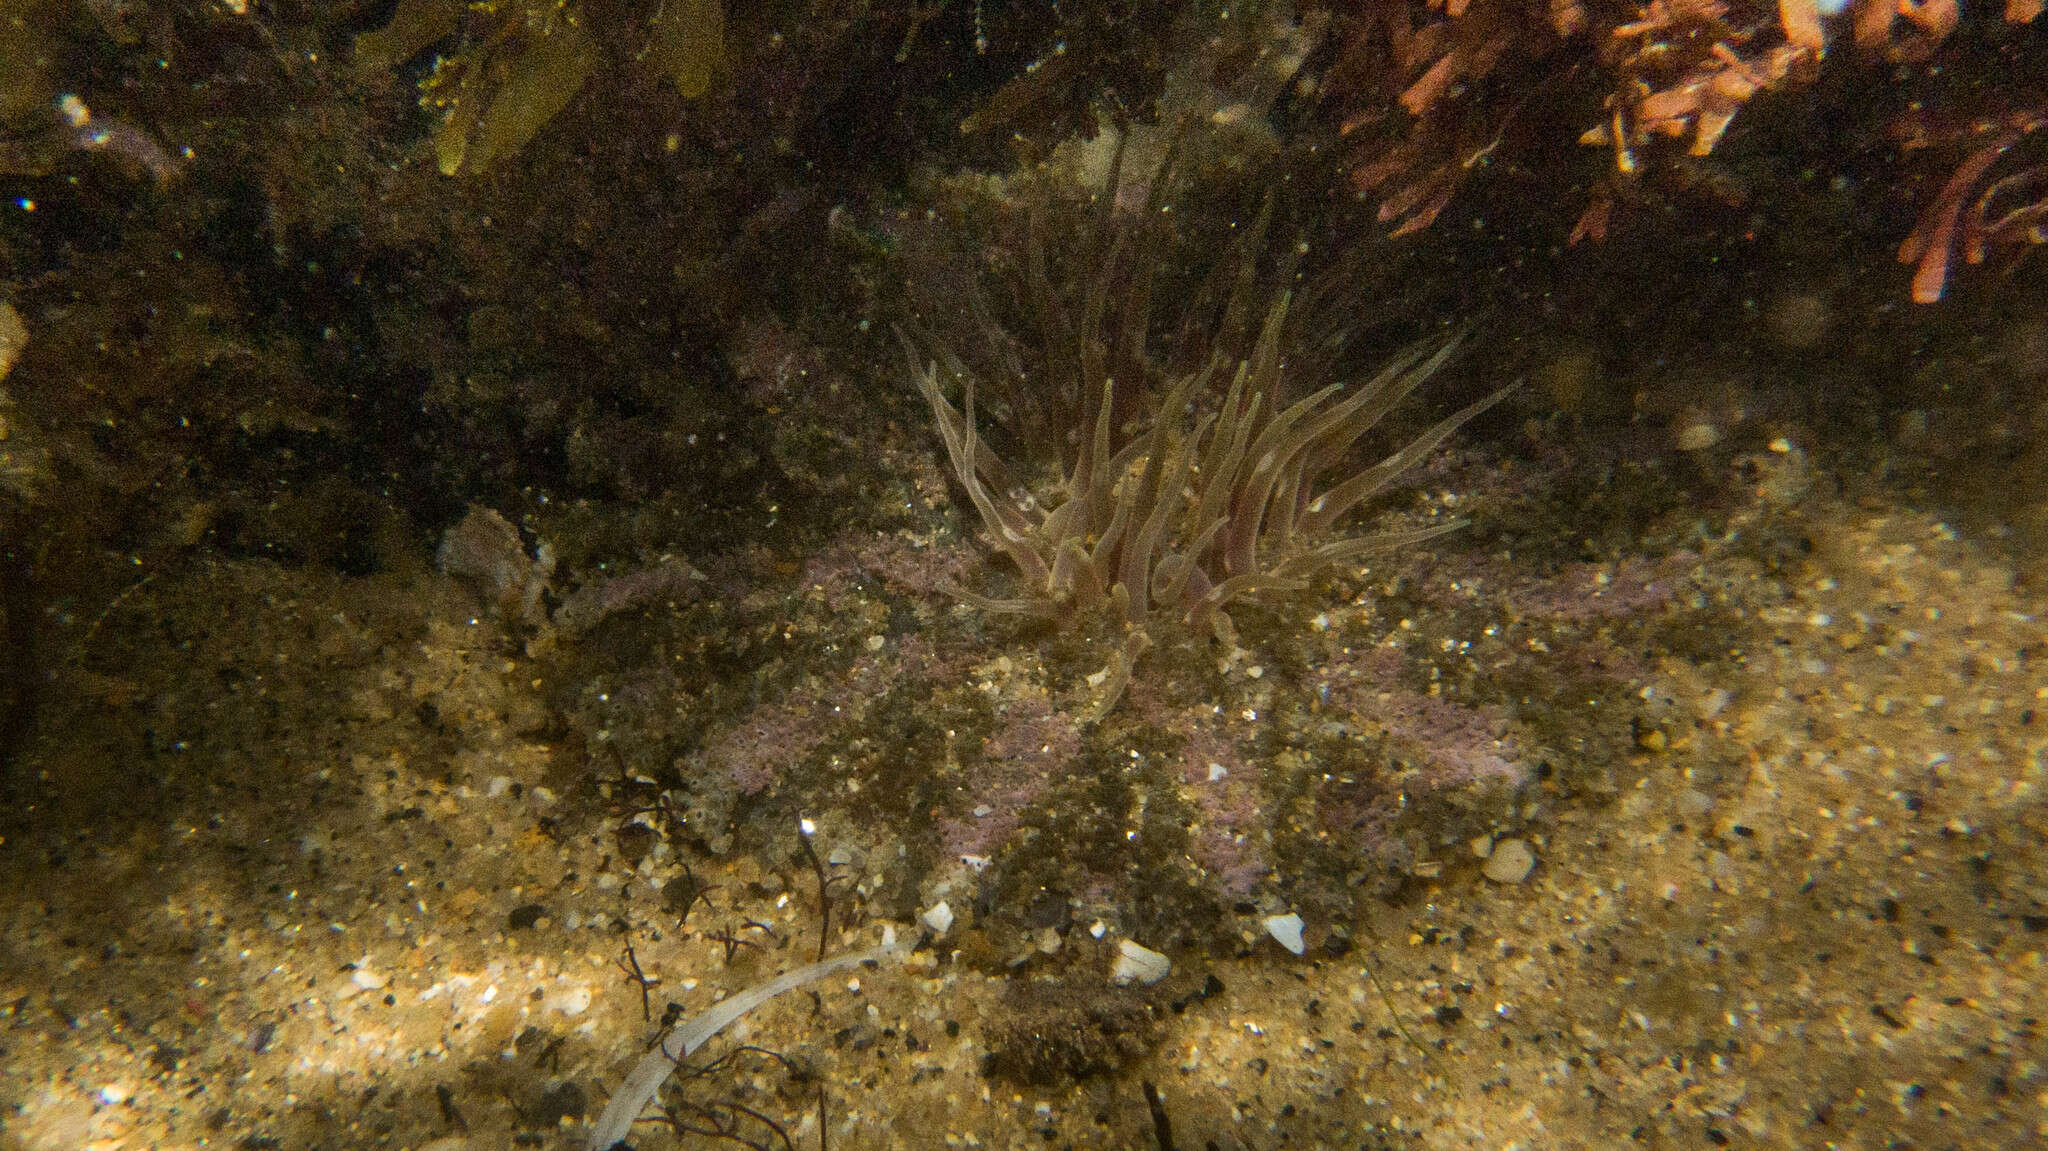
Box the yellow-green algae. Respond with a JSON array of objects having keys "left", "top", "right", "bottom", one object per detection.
[{"left": 356, "top": 0, "right": 727, "bottom": 176}]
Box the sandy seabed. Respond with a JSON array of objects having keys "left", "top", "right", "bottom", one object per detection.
[{"left": 2, "top": 446, "right": 2043, "bottom": 1151}]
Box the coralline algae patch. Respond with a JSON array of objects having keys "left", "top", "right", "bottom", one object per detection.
[{"left": 640, "top": 493, "right": 1667, "bottom": 949}]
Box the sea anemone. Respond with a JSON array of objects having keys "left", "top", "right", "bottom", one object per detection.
[{"left": 900, "top": 198, "right": 1509, "bottom": 717}]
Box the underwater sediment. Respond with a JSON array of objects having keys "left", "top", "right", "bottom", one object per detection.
[{"left": 1, "top": 2, "right": 2046, "bottom": 1148}]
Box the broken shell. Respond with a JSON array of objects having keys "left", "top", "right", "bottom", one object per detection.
[
  {"left": 1262, "top": 912, "right": 1306, "bottom": 955},
  {"left": 1111, "top": 940, "right": 1171, "bottom": 985}
]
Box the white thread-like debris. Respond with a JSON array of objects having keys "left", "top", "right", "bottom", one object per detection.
[{"left": 587, "top": 939, "right": 890, "bottom": 1150}]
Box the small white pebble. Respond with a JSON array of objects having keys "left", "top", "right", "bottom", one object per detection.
[
  {"left": 547, "top": 985, "right": 592, "bottom": 1017},
  {"left": 1481, "top": 839, "right": 1536, "bottom": 884}
]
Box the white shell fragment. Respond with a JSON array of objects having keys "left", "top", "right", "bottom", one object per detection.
[
  {"left": 1111, "top": 940, "right": 1172, "bottom": 986},
  {"left": 1482, "top": 838, "right": 1537, "bottom": 884},
  {"left": 921, "top": 900, "right": 954, "bottom": 937},
  {"left": 1262, "top": 912, "right": 1306, "bottom": 955},
  {"left": 546, "top": 983, "right": 593, "bottom": 1017}
]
